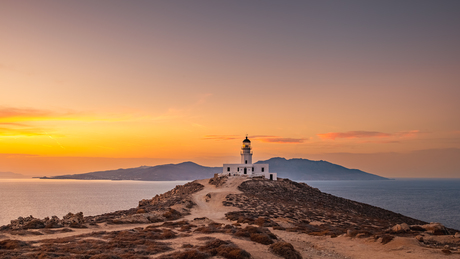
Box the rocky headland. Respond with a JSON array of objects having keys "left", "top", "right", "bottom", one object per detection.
[{"left": 1, "top": 176, "right": 459, "bottom": 258}]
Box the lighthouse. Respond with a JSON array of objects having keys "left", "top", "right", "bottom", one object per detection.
[
  {"left": 241, "top": 136, "right": 252, "bottom": 164},
  {"left": 221, "top": 136, "right": 277, "bottom": 180}
]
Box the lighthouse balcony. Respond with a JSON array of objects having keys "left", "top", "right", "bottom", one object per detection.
[{"left": 240, "top": 151, "right": 253, "bottom": 155}]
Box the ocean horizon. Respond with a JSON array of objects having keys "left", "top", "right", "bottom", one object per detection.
[{"left": 1, "top": 178, "right": 459, "bottom": 231}]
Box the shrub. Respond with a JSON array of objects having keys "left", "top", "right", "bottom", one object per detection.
[
  {"left": 269, "top": 242, "right": 302, "bottom": 259},
  {"left": 0, "top": 239, "right": 28, "bottom": 249},
  {"left": 159, "top": 249, "right": 209, "bottom": 259},
  {"left": 250, "top": 233, "right": 274, "bottom": 245}
]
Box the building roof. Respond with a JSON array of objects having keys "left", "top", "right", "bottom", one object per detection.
[{"left": 243, "top": 136, "right": 251, "bottom": 143}]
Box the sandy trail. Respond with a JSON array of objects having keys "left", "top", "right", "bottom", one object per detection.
[{"left": 184, "top": 176, "right": 247, "bottom": 223}]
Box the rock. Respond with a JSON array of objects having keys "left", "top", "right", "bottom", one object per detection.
[
  {"left": 415, "top": 235, "right": 424, "bottom": 242},
  {"left": 356, "top": 233, "right": 370, "bottom": 238},
  {"left": 455, "top": 232, "right": 460, "bottom": 238},
  {"left": 391, "top": 223, "right": 410, "bottom": 233},
  {"left": 23, "top": 219, "right": 45, "bottom": 229},
  {"left": 44, "top": 216, "right": 63, "bottom": 228},
  {"left": 10, "top": 216, "right": 47, "bottom": 230},
  {"left": 442, "top": 249, "right": 452, "bottom": 255},
  {"left": 205, "top": 193, "right": 212, "bottom": 202},
  {"left": 62, "top": 212, "right": 85, "bottom": 228},
  {"left": 346, "top": 229, "right": 358, "bottom": 237},
  {"left": 409, "top": 225, "right": 425, "bottom": 231},
  {"left": 422, "top": 223, "right": 448, "bottom": 235},
  {"left": 110, "top": 213, "right": 156, "bottom": 224},
  {"left": 381, "top": 235, "right": 394, "bottom": 244}
]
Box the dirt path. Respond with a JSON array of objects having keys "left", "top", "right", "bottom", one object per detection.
[{"left": 184, "top": 176, "right": 247, "bottom": 223}]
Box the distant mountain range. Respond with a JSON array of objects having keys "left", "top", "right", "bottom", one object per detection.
[
  {"left": 256, "top": 157, "right": 388, "bottom": 180},
  {"left": 42, "top": 157, "right": 388, "bottom": 181},
  {"left": 44, "top": 162, "right": 222, "bottom": 181},
  {"left": 0, "top": 171, "right": 29, "bottom": 179}
]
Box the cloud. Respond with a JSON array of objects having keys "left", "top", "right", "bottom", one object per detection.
[
  {"left": 203, "top": 135, "right": 240, "bottom": 140},
  {"left": 317, "top": 131, "right": 391, "bottom": 140},
  {"left": 203, "top": 135, "right": 307, "bottom": 144},
  {"left": 0, "top": 106, "right": 132, "bottom": 138},
  {"left": 317, "top": 130, "right": 419, "bottom": 140},
  {"left": 0, "top": 127, "right": 47, "bottom": 137},
  {"left": 255, "top": 137, "right": 307, "bottom": 144},
  {"left": 394, "top": 130, "right": 420, "bottom": 138},
  {"left": 0, "top": 107, "right": 55, "bottom": 119}
]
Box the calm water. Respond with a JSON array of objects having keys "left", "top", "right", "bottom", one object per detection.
[
  {"left": 0, "top": 179, "right": 187, "bottom": 226},
  {"left": 1, "top": 179, "right": 459, "bottom": 231},
  {"left": 304, "top": 179, "right": 460, "bottom": 231}
]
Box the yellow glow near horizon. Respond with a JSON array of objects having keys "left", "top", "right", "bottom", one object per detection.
[{"left": 0, "top": 2, "right": 459, "bottom": 177}]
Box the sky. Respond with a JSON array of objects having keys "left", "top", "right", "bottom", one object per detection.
[{"left": 1, "top": 1, "right": 459, "bottom": 178}]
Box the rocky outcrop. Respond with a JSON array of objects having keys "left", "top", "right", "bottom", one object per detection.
[
  {"left": 391, "top": 223, "right": 410, "bottom": 233},
  {"left": 421, "top": 223, "right": 450, "bottom": 235},
  {"left": 62, "top": 212, "right": 85, "bottom": 228},
  {"left": 138, "top": 181, "right": 204, "bottom": 210},
  {"left": 7, "top": 213, "right": 85, "bottom": 230},
  {"left": 224, "top": 178, "right": 429, "bottom": 238}
]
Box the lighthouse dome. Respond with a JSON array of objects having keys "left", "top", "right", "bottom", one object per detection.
[{"left": 243, "top": 137, "right": 251, "bottom": 143}]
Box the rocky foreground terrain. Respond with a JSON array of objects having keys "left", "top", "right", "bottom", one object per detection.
[{"left": 1, "top": 176, "right": 459, "bottom": 258}]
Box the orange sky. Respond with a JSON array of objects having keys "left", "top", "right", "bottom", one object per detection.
[{"left": 1, "top": 1, "right": 459, "bottom": 178}]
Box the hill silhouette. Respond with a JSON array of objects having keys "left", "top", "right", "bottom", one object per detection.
[
  {"left": 0, "top": 171, "right": 28, "bottom": 179},
  {"left": 256, "top": 157, "right": 388, "bottom": 180},
  {"left": 47, "top": 162, "right": 221, "bottom": 181},
  {"left": 43, "top": 157, "right": 387, "bottom": 181}
]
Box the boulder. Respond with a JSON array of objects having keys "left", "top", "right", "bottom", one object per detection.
[
  {"left": 44, "top": 216, "right": 63, "bottom": 228},
  {"left": 10, "top": 216, "right": 46, "bottom": 230},
  {"left": 62, "top": 212, "right": 85, "bottom": 228},
  {"left": 409, "top": 225, "right": 425, "bottom": 231},
  {"left": 391, "top": 223, "right": 410, "bottom": 233},
  {"left": 454, "top": 232, "right": 460, "bottom": 238},
  {"left": 23, "top": 219, "right": 45, "bottom": 229},
  {"left": 415, "top": 235, "right": 424, "bottom": 242},
  {"left": 421, "top": 223, "right": 448, "bottom": 235}
]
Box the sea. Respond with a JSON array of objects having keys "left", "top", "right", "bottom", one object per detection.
[{"left": 0, "top": 178, "right": 459, "bottom": 231}]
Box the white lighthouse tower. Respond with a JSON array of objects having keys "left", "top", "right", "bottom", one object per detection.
[
  {"left": 241, "top": 136, "right": 252, "bottom": 164},
  {"left": 222, "top": 136, "right": 277, "bottom": 180}
]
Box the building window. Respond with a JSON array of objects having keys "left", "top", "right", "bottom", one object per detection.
[
  {"left": 227, "top": 167, "right": 230, "bottom": 172},
  {"left": 252, "top": 167, "right": 254, "bottom": 171},
  {"left": 262, "top": 167, "right": 265, "bottom": 172},
  {"left": 245, "top": 160, "right": 247, "bottom": 164}
]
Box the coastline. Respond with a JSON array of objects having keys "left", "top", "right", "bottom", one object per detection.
[{"left": 1, "top": 176, "right": 459, "bottom": 258}]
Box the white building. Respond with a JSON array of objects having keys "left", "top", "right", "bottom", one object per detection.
[{"left": 222, "top": 136, "right": 277, "bottom": 180}]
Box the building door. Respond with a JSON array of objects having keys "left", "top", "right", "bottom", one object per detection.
[
  {"left": 269, "top": 174, "right": 273, "bottom": 180},
  {"left": 244, "top": 168, "right": 247, "bottom": 174}
]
